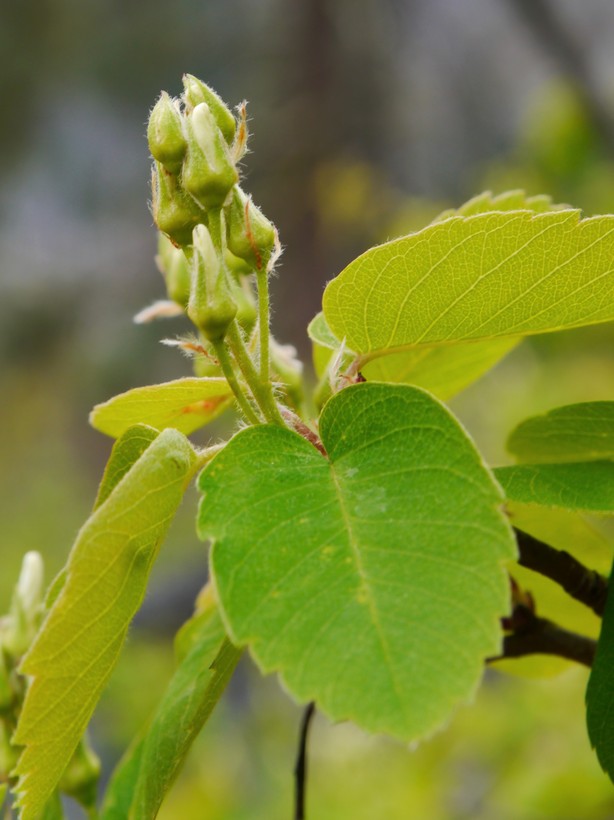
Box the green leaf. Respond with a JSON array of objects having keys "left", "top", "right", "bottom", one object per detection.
[
  {"left": 323, "top": 211, "right": 614, "bottom": 363},
  {"left": 495, "top": 461, "right": 614, "bottom": 514},
  {"left": 507, "top": 402, "right": 614, "bottom": 463},
  {"left": 198, "top": 383, "right": 515, "bottom": 742},
  {"left": 90, "top": 377, "right": 233, "bottom": 439},
  {"left": 94, "top": 424, "right": 160, "bottom": 509},
  {"left": 101, "top": 600, "right": 241, "bottom": 820},
  {"left": 308, "top": 311, "right": 519, "bottom": 400},
  {"left": 361, "top": 338, "right": 519, "bottom": 400},
  {"left": 586, "top": 558, "right": 614, "bottom": 783},
  {"left": 13, "top": 429, "right": 196, "bottom": 820},
  {"left": 432, "top": 189, "right": 567, "bottom": 223}
]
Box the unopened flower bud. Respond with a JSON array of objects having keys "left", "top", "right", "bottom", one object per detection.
[
  {"left": 182, "top": 74, "right": 237, "bottom": 144},
  {"left": 152, "top": 162, "right": 205, "bottom": 247},
  {"left": 182, "top": 104, "right": 238, "bottom": 210},
  {"left": 188, "top": 225, "right": 237, "bottom": 341},
  {"left": 156, "top": 233, "right": 191, "bottom": 307},
  {"left": 226, "top": 186, "right": 276, "bottom": 272},
  {"left": 147, "top": 92, "right": 187, "bottom": 175},
  {"left": 230, "top": 279, "right": 257, "bottom": 332},
  {"left": 3, "top": 552, "right": 44, "bottom": 658},
  {"left": 224, "top": 248, "right": 254, "bottom": 279}
]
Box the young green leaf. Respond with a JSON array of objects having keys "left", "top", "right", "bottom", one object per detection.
[
  {"left": 432, "top": 189, "right": 567, "bottom": 223},
  {"left": 13, "top": 429, "right": 197, "bottom": 820},
  {"left": 507, "top": 402, "right": 614, "bottom": 464},
  {"left": 90, "top": 377, "right": 233, "bottom": 439},
  {"left": 101, "top": 603, "right": 241, "bottom": 820},
  {"left": 586, "top": 558, "right": 614, "bottom": 783},
  {"left": 495, "top": 461, "right": 614, "bottom": 515},
  {"left": 45, "top": 425, "right": 161, "bottom": 612},
  {"left": 323, "top": 211, "right": 614, "bottom": 364},
  {"left": 198, "top": 383, "right": 515, "bottom": 742},
  {"left": 94, "top": 424, "right": 160, "bottom": 509}
]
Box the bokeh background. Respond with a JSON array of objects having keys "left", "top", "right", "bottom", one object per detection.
[{"left": 3, "top": 0, "right": 614, "bottom": 817}]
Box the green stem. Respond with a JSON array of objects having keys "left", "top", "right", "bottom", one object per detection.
[
  {"left": 212, "top": 338, "right": 261, "bottom": 424},
  {"left": 226, "top": 322, "right": 285, "bottom": 425},
  {"left": 256, "top": 271, "right": 271, "bottom": 383}
]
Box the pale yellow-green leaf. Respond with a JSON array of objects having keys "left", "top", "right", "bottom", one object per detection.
[
  {"left": 432, "top": 189, "right": 567, "bottom": 223},
  {"left": 323, "top": 210, "right": 614, "bottom": 363},
  {"left": 90, "top": 377, "right": 233, "bottom": 438},
  {"left": 13, "top": 429, "right": 196, "bottom": 820}
]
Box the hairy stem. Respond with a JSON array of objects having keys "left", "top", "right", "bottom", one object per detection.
[
  {"left": 514, "top": 529, "right": 608, "bottom": 617},
  {"left": 256, "top": 272, "right": 271, "bottom": 384},
  {"left": 211, "top": 338, "right": 261, "bottom": 424},
  {"left": 226, "top": 322, "right": 285, "bottom": 425}
]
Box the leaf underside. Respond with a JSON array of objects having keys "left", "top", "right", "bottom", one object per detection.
[
  {"left": 198, "top": 382, "right": 515, "bottom": 742},
  {"left": 13, "top": 429, "right": 196, "bottom": 820},
  {"left": 90, "top": 377, "right": 233, "bottom": 438}
]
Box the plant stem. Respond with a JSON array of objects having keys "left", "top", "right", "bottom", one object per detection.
[
  {"left": 514, "top": 529, "right": 608, "bottom": 617},
  {"left": 226, "top": 322, "right": 285, "bottom": 425},
  {"left": 489, "top": 605, "right": 597, "bottom": 667},
  {"left": 212, "top": 338, "right": 261, "bottom": 424},
  {"left": 294, "top": 702, "right": 316, "bottom": 820},
  {"left": 256, "top": 272, "right": 271, "bottom": 383}
]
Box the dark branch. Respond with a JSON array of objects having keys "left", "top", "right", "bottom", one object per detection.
[
  {"left": 294, "top": 702, "right": 316, "bottom": 820},
  {"left": 489, "top": 604, "right": 597, "bottom": 667},
  {"left": 514, "top": 528, "right": 608, "bottom": 618}
]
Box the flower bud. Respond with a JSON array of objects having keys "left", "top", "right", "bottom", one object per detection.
[
  {"left": 2, "top": 552, "right": 44, "bottom": 658},
  {"left": 156, "top": 233, "right": 192, "bottom": 307},
  {"left": 182, "top": 74, "right": 237, "bottom": 144},
  {"left": 152, "top": 162, "right": 205, "bottom": 247},
  {"left": 224, "top": 248, "right": 254, "bottom": 279},
  {"left": 226, "top": 186, "right": 276, "bottom": 272},
  {"left": 230, "top": 279, "right": 257, "bottom": 332},
  {"left": 182, "top": 104, "right": 238, "bottom": 210},
  {"left": 188, "top": 224, "right": 237, "bottom": 341},
  {"left": 147, "top": 92, "right": 187, "bottom": 175}
]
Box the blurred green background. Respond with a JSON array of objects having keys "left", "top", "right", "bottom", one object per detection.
[{"left": 2, "top": 0, "right": 614, "bottom": 817}]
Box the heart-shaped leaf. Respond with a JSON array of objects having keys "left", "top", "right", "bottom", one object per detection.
[{"left": 198, "top": 383, "right": 515, "bottom": 742}]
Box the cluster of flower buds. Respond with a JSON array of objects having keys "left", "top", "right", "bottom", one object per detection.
[{"left": 148, "top": 75, "right": 278, "bottom": 343}]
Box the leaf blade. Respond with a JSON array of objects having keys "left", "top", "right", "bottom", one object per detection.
[
  {"left": 507, "top": 402, "right": 614, "bottom": 464},
  {"left": 13, "top": 429, "right": 196, "bottom": 819},
  {"left": 90, "top": 377, "right": 233, "bottom": 439},
  {"left": 323, "top": 211, "right": 614, "bottom": 358},
  {"left": 198, "top": 383, "right": 515, "bottom": 742}
]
